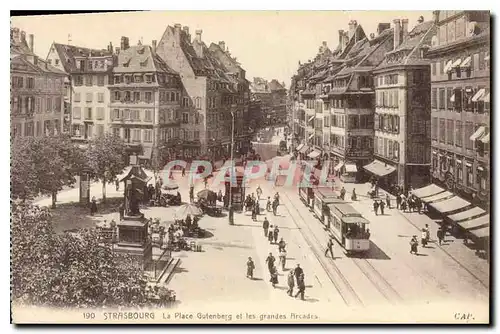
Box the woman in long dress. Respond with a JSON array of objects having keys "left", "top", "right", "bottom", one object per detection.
[
  {"left": 246, "top": 257, "right": 255, "bottom": 279},
  {"left": 270, "top": 266, "right": 278, "bottom": 288}
]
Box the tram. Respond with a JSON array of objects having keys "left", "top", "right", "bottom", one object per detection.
[
  {"left": 327, "top": 202, "right": 370, "bottom": 255},
  {"left": 312, "top": 187, "right": 341, "bottom": 223}
]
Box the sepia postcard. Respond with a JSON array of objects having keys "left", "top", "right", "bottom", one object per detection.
[{"left": 10, "top": 10, "right": 490, "bottom": 324}]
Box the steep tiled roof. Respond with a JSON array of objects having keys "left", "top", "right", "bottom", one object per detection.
[
  {"left": 52, "top": 43, "right": 113, "bottom": 73},
  {"left": 114, "top": 44, "right": 178, "bottom": 74},
  {"left": 268, "top": 79, "right": 285, "bottom": 91},
  {"left": 375, "top": 21, "right": 436, "bottom": 71}
]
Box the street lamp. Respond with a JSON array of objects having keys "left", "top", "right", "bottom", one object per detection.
[{"left": 228, "top": 111, "right": 235, "bottom": 225}]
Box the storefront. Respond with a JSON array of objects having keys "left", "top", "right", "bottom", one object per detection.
[
  {"left": 297, "top": 144, "right": 309, "bottom": 160},
  {"left": 363, "top": 159, "right": 397, "bottom": 190},
  {"left": 341, "top": 162, "right": 358, "bottom": 183}
]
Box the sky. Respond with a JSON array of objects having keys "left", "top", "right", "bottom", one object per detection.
[{"left": 11, "top": 10, "right": 432, "bottom": 87}]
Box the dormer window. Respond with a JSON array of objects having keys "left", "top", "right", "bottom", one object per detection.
[
  {"left": 114, "top": 76, "right": 121, "bottom": 84},
  {"left": 123, "top": 59, "right": 130, "bottom": 67},
  {"left": 140, "top": 57, "right": 148, "bottom": 67},
  {"left": 134, "top": 74, "right": 143, "bottom": 83},
  {"left": 146, "top": 74, "right": 152, "bottom": 83},
  {"left": 125, "top": 75, "right": 131, "bottom": 84}
]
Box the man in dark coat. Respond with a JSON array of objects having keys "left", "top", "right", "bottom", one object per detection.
[
  {"left": 265, "top": 253, "right": 275, "bottom": 273},
  {"left": 340, "top": 187, "right": 346, "bottom": 200},
  {"left": 293, "top": 264, "right": 303, "bottom": 282},
  {"left": 262, "top": 217, "right": 270, "bottom": 237},
  {"left": 273, "top": 226, "right": 280, "bottom": 244},
  {"left": 286, "top": 271, "right": 295, "bottom": 297},
  {"left": 119, "top": 202, "right": 125, "bottom": 220},
  {"left": 294, "top": 273, "right": 306, "bottom": 300},
  {"left": 324, "top": 238, "right": 334, "bottom": 258}
]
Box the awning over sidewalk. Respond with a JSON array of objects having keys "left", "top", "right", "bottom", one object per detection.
[
  {"left": 412, "top": 184, "right": 445, "bottom": 199},
  {"left": 295, "top": 143, "right": 304, "bottom": 151},
  {"left": 470, "top": 126, "right": 485, "bottom": 141},
  {"left": 334, "top": 161, "right": 344, "bottom": 171},
  {"left": 469, "top": 226, "right": 489, "bottom": 239},
  {"left": 363, "top": 160, "right": 396, "bottom": 177},
  {"left": 421, "top": 190, "right": 454, "bottom": 203},
  {"left": 345, "top": 164, "right": 357, "bottom": 173},
  {"left": 298, "top": 145, "right": 309, "bottom": 154},
  {"left": 458, "top": 214, "right": 489, "bottom": 231},
  {"left": 138, "top": 147, "right": 153, "bottom": 160},
  {"left": 428, "top": 196, "right": 471, "bottom": 214},
  {"left": 308, "top": 150, "right": 321, "bottom": 159},
  {"left": 448, "top": 206, "right": 487, "bottom": 222}
]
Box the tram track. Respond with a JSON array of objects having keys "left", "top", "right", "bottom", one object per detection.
[{"left": 263, "top": 183, "right": 363, "bottom": 307}]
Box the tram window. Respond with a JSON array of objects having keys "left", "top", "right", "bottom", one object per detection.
[{"left": 334, "top": 218, "right": 341, "bottom": 230}]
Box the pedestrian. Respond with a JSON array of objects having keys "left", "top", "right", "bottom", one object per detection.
[
  {"left": 204, "top": 177, "right": 208, "bottom": 189},
  {"left": 324, "top": 238, "right": 334, "bottom": 258},
  {"left": 268, "top": 226, "right": 274, "bottom": 243},
  {"left": 279, "top": 248, "right": 287, "bottom": 271},
  {"left": 182, "top": 167, "right": 186, "bottom": 177},
  {"left": 270, "top": 266, "right": 279, "bottom": 288},
  {"left": 410, "top": 235, "right": 418, "bottom": 255},
  {"left": 416, "top": 197, "right": 422, "bottom": 214},
  {"left": 351, "top": 188, "right": 357, "bottom": 201},
  {"left": 169, "top": 170, "right": 173, "bottom": 180},
  {"left": 263, "top": 217, "right": 270, "bottom": 237},
  {"left": 90, "top": 196, "right": 98, "bottom": 216},
  {"left": 119, "top": 202, "right": 125, "bottom": 220},
  {"left": 266, "top": 197, "right": 272, "bottom": 212},
  {"left": 293, "top": 263, "right": 303, "bottom": 282},
  {"left": 266, "top": 252, "right": 276, "bottom": 272},
  {"left": 294, "top": 273, "right": 306, "bottom": 300},
  {"left": 437, "top": 226, "right": 445, "bottom": 245},
  {"left": 189, "top": 185, "right": 194, "bottom": 203},
  {"left": 386, "top": 193, "right": 391, "bottom": 209},
  {"left": 396, "top": 192, "right": 401, "bottom": 209},
  {"left": 379, "top": 200, "right": 385, "bottom": 215},
  {"left": 246, "top": 257, "right": 255, "bottom": 279},
  {"left": 274, "top": 192, "right": 280, "bottom": 206},
  {"left": 256, "top": 185, "right": 262, "bottom": 200},
  {"left": 286, "top": 271, "right": 295, "bottom": 297},
  {"left": 272, "top": 198, "right": 279, "bottom": 216},
  {"left": 373, "top": 200, "right": 379, "bottom": 216},
  {"left": 273, "top": 225, "right": 280, "bottom": 244},
  {"left": 278, "top": 237, "right": 286, "bottom": 252},
  {"left": 115, "top": 179, "right": 120, "bottom": 191},
  {"left": 340, "top": 187, "right": 346, "bottom": 200}
]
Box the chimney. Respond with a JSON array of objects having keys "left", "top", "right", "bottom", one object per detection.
[
  {"left": 322, "top": 41, "right": 327, "bottom": 47},
  {"left": 348, "top": 20, "right": 358, "bottom": 39},
  {"left": 370, "top": 33, "right": 375, "bottom": 39},
  {"left": 432, "top": 11, "right": 439, "bottom": 23},
  {"left": 219, "top": 41, "right": 226, "bottom": 52},
  {"left": 11, "top": 28, "right": 20, "bottom": 43},
  {"left": 418, "top": 16, "right": 424, "bottom": 24},
  {"left": 194, "top": 30, "right": 203, "bottom": 57},
  {"left": 182, "top": 26, "right": 191, "bottom": 42},
  {"left": 108, "top": 42, "right": 113, "bottom": 53},
  {"left": 28, "top": 34, "right": 34, "bottom": 52},
  {"left": 115, "top": 47, "right": 120, "bottom": 55},
  {"left": 152, "top": 40, "right": 157, "bottom": 54},
  {"left": 343, "top": 32, "right": 349, "bottom": 49},
  {"left": 338, "top": 30, "right": 344, "bottom": 48},
  {"left": 174, "top": 23, "right": 182, "bottom": 44},
  {"left": 20, "top": 30, "right": 27, "bottom": 43},
  {"left": 401, "top": 19, "right": 409, "bottom": 44},
  {"left": 393, "top": 19, "right": 401, "bottom": 50},
  {"left": 120, "top": 36, "right": 129, "bottom": 50}
]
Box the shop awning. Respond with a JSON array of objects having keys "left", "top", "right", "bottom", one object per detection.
[
  {"left": 345, "top": 164, "right": 357, "bottom": 173},
  {"left": 484, "top": 53, "right": 490, "bottom": 61},
  {"left": 460, "top": 56, "right": 472, "bottom": 69},
  {"left": 443, "top": 60, "right": 453, "bottom": 73},
  {"left": 480, "top": 133, "right": 490, "bottom": 144},
  {"left": 308, "top": 115, "right": 315, "bottom": 122},
  {"left": 482, "top": 93, "right": 490, "bottom": 103},
  {"left": 138, "top": 147, "right": 153, "bottom": 160},
  {"left": 298, "top": 145, "right": 309, "bottom": 154},
  {"left": 308, "top": 150, "right": 321, "bottom": 159},
  {"left": 458, "top": 214, "right": 489, "bottom": 231},
  {"left": 428, "top": 196, "right": 471, "bottom": 214},
  {"left": 469, "top": 126, "right": 485, "bottom": 141},
  {"left": 450, "top": 94, "right": 455, "bottom": 102},
  {"left": 412, "top": 184, "right": 445, "bottom": 199},
  {"left": 363, "top": 160, "right": 396, "bottom": 177},
  {"left": 296, "top": 143, "right": 304, "bottom": 151},
  {"left": 451, "top": 58, "right": 462, "bottom": 69},
  {"left": 472, "top": 88, "right": 486, "bottom": 102},
  {"left": 469, "top": 226, "right": 489, "bottom": 239},
  {"left": 448, "top": 206, "right": 487, "bottom": 223},
  {"left": 421, "top": 190, "right": 454, "bottom": 203},
  {"left": 334, "top": 161, "right": 344, "bottom": 171}
]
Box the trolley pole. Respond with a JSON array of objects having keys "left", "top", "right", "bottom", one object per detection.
[{"left": 229, "top": 111, "right": 235, "bottom": 225}]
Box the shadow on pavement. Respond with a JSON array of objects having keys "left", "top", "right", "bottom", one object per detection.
[
  {"left": 351, "top": 240, "right": 391, "bottom": 260},
  {"left": 233, "top": 223, "right": 260, "bottom": 228},
  {"left": 304, "top": 297, "right": 319, "bottom": 303},
  {"left": 415, "top": 253, "right": 428, "bottom": 257}
]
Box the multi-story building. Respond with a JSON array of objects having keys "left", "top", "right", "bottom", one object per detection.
[
  {"left": 323, "top": 22, "right": 394, "bottom": 180},
  {"left": 156, "top": 24, "right": 249, "bottom": 160},
  {"left": 268, "top": 79, "right": 287, "bottom": 126},
  {"left": 11, "top": 28, "right": 66, "bottom": 138},
  {"left": 46, "top": 41, "right": 114, "bottom": 142},
  {"left": 108, "top": 37, "right": 185, "bottom": 164},
  {"left": 427, "top": 10, "right": 490, "bottom": 207},
  {"left": 371, "top": 16, "right": 436, "bottom": 192}
]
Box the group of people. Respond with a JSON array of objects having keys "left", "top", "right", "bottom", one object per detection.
[
  {"left": 409, "top": 223, "right": 446, "bottom": 254},
  {"left": 245, "top": 189, "right": 280, "bottom": 219}
]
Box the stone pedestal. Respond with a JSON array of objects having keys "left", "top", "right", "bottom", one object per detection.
[{"left": 113, "top": 214, "right": 152, "bottom": 270}]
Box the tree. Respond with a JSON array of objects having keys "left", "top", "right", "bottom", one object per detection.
[
  {"left": 86, "top": 134, "right": 127, "bottom": 202},
  {"left": 10, "top": 135, "right": 84, "bottom": 207},
  {"left": 11, "top": 201, "right": 148, "bottom": 308}
]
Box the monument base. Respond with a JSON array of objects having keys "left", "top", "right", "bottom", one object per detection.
[{"left": 114, "top": 214, "right": 152, "bottom": 270}]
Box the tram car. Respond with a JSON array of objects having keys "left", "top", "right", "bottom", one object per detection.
[
  {"left": 312, "top": 187, "right": 342, "bottom": 223},
  {"left": 298, "top": 185, "right": 315, "bottom": 208},
  {"left": 326, "top": 202, "right": 370, "bottom": 255}
]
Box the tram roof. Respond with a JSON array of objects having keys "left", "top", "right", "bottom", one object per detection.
[
  {"left": 328, "top": 202, "right": 361, "bottom": 217},
  {"left": 342, "top": 216, "right": 370, "bottom": 225}
]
